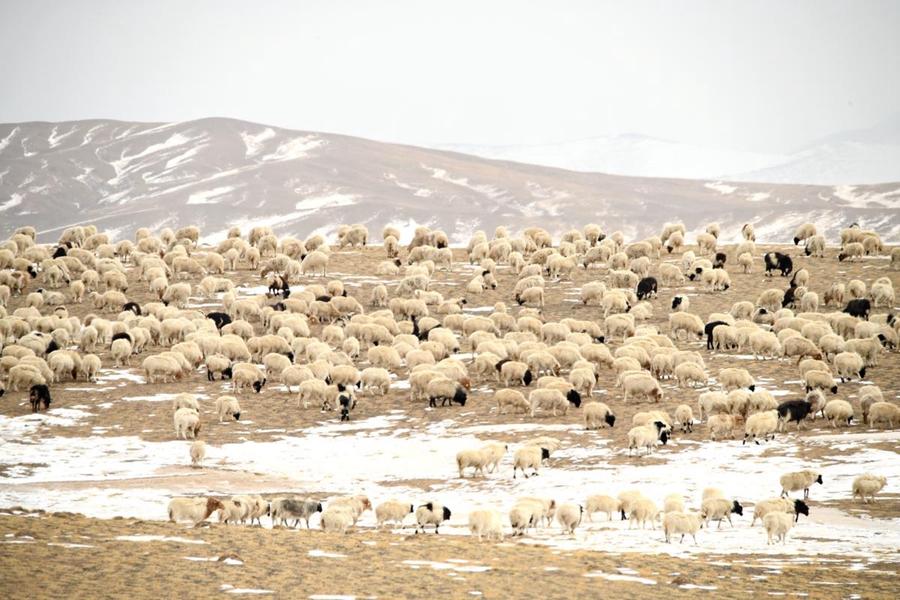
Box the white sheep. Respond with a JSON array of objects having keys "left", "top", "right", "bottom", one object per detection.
[
  {"left": 834, "top": 351, "right": 867, "bottom": 382},
  {"left": 584, "top": 495, "right": 617, "bottom": 522},
  {"left": 174, "top": 407, "right": 201, "bottom": 439},
  {"left": 496, "top": 388, "right": 531, "bottom": 414},
  {"left": 764, "top": 512, "right": 794, "bottom": 545},
  {"left": 583, "top": 402, "right": 616, "bottom": 430},
  {"left": 779, "top": 470, "right": 823, "bottom": 499},
  {"left": 468, "top": 509, "right": 505, "bottom": 542},
  {"left": 529, "top": 388, "right": 573, "bottom": 417},
  {"left": 669, "top": 312, "right": 704, "bottom": 341},
  {"left": 663, "top": 511, "right": 703, "bottom": 545},
  {"left": 675, "top": 404, "right": 694, "bottom": 433},
  {"left": 718, "top": 368, "right": 755, "bottom": 391},
  {"left": 375, "top": 499, "right": 414, "bottom": 529},
  {"left": 167, "top": 497, "right": 225, "bottom": 525},
  {"left": 743, "top": 410, "right": 778, "bottom": 444},
  {"left": 190, "top": 440, "right": 206, "bottom": 467},
  {"left": 627, "top": 422, "right": 668, "bottom": 456},
  {"left": 674, "top": 361, "right": 707, "bottom": 388},
  {"left": 457, "top": 447, "right": 491, "bottom": 478},
  {"left": 215, "top": 395, "right": 241, "bottom": 422},
  {"left": 320, "top": 507, "right": 354, "bottom": 533},
  {"left": 623, "top": 373, "right": 663, "bottom": 403},
  {"left": 823, "top": 400, "right": 854, "bottom": 428},
  {"left": 628, "top": 498, "right": 660, "bottom": 530},
  {"left": 700, "top": 498, "right": 744, "bottom": 528},
  {"left": 852, "top": 474, "right": 887, "bottom": 503},
  {"left": 172, "top": 392, "right": 200, "bottom": 412},
  {"left": 513, "top": 445, "right": 550, "bottom": 478},
  {"left": 868, "top": 402, "right": 900, "bottom": 429},
  {"left": 556, "top": 503, "right": 583, "bottom": 534}
]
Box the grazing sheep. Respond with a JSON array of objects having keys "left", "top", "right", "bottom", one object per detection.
[
  {"left": 674, "top": 361, "right": 707, "bottom": 388},
  {"left": 320, "top": 507, "right": 354, "bottom": 533},
  {"left": 457, "top": 447, "right": 491, "bottom": 478},
  {"left": 29, "top": 384, "right": 52, "bottom": 412},
  {"left": 743, "top": 410, "right": 778, "bottom": 445},
  {"left": 468, "top": 509, "right": 505, "bottom": 541},
  {"left": 764, "top": 512, "right": 794, "bottom": 545},
  {"left": 556, "top": 503, "right": 584, "bottom": 534},
  {"left": 427, "top": 377, "right": 467, "bottom": 407},
  {"left": 585, "top": 495, "right": 617, "bottom": 522},
  {"left": 751, "top": 497, "right": 810, "bottom": 526},
  {"left": 172, "top": 393, "right": 200, "bottom": 412},
  {"left": 669, "top": 312, "right": 704, "bottom": 341},
  {"left": 719, "top": 368, "right": 756, "bottom": 391},
  {"left": 852, "top": 474, "right": 887, "bottom": 503},
  {"left": 623, "top": 373, "right": 663, "bottom": 403},
  {"left": 513, "top": 445, "right": 550, "bottom": 478},
  {"left": 674, "top": 404, "right": 694, "bottom": 433},
  {"left": 415, "top": 502, "right": 452, "bottom": 534},
  {"left": 868, "top": 402, "right": 900, "bottom": 429},
  {"left": 215, "top": 395, "right": 241, "bottom": 422},
  {"left": 777, "top": 399, "right": 814, "bottom": 431},
  {"left": 174, "top": 407, "right": 201, "bottom": 439},
  {"left": 764, "top": 252, "right": 793, "bottom": 277},
  {"left": 700, "top": 498, "right": 744, "bottom": 528},
  {"left": 824, "top": 400, "right": 854, "bottom": 428},
  {"left": 627, "top": 421, "right": 669, "bottom": 456},
  {"left": 218, "top": 499, "right": 245, "bottom": 525},
  {"left": 708, "top": 414, "right": 740, "bottom": 441},
  {"left": 780, "top": 470, "right": 823, "bottom": 499},
  {"left": 834, "top": 351, "right": 867, "bottom": 382},
  {"left": 375, "top": 500, "right": 414, "bottom": 529},
  {"left": 663, "top": 511, "right": 703, "bottom": 545},
  {"left": 805, "top": 370, "right": 838, "bottom": 395},
  {"left": 190, "top": 440, "right": 206, "bottom": 467},
  {"left": 583, "top": 402, "right": 616, "bottom": 430},
  {"left": 167, "top": 497, "right": 225, "bottom": 525},
  {"left": 628, "top": 498, "right": 661, "bottom": 530},
  {"left": 496, "top": 388, "right": 531, "bottom": 414},
  {"left": 859, "top": 387, "right": 884, "bottom": 423}
]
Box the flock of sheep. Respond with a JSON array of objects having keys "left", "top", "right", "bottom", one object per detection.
[{"left": 0, "top": 217, "right": 897, "bottom": 547}]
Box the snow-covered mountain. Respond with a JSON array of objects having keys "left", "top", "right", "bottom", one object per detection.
[
  {"left": 0, "top": 118, "right": 898, "bottom": 245},
  {"left": 437, "top": 113, "right": 900, "bottom": 186}
]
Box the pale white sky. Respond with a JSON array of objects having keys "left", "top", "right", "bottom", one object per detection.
[{"left": 1, "top": 0, "right": 898, "bottom": 153}]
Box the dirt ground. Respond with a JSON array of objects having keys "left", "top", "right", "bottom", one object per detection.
[{"left": 1, "top": 237, "right": 900, "bottom": 598}]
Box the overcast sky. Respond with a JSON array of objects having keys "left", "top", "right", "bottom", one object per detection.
[{"left": 1, "top": 1, "right": 898, "bottom": 153}]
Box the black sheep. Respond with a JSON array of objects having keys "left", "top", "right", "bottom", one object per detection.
[
  {"left": 29, "top": 384, "right": 51, "bottom": 413},
  {"left": 636, "top": 277, "right": 658, "bottom": 300},
  {"left": 123, "top": 302, "right": 142, "bottom": 315},
  {"left": 714, "top": 252, "right": 728, "bottom": 269},
  {"left": 777, "top": 399, "right": 814, "bottom": 431},
  {"left": 764, "top": 252, "right": 793, "bottom": 277},
  {"left": 207, "top": 312, "right": 232, "bottom": 330},
  {"left": 843, "top": 298, "right": 871, "bottom": 320},
  {"left": 782, "top": 286, "right": 800, "bottom": 308},
  {"left": 791, "top": 499, "right": 810, "bottom": 522},
  {"left": 339, "top": 394, "right": 354, "bottom": 421}
]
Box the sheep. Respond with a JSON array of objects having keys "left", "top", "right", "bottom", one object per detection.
[
  {"left": 174, "top": 407, "right": 201, "bottom": 440},
  {"left": 415, "top": 502, "right": 452, "bottom": 534},
  {"left": 368, "top": 345, "right": 402, "bottom": 371},
  {"left": 868, "top": 402, "right": 900, "bottom": 429},
  {"left": 782, "top": 336, "right": 823, "bottom": 364},
  {"left": 719, "top": 368, "right": 755, "bottom": 391},
  {"left": 804, "top": 370, "right": 838, "bottom": 395},
  {"left": 271, "top": 498, "right": 323, "bottom": 528},
  {"left": 585, "top": 495, "right": 617, "bottom": 522},
  {"left": 300, "top": 251, "right": 329, "bottom": 276},
  {"left": 669, "top": 312, "right": 704, "bottom": 341},
  {"left": 7, "top": 364, "right": 46, "bottom": 392},
  {"left": 167, "top": 497, "right": 225, "bottom": 525},
  {"left": 513, "top": 445, "right": 550, "bottom": 478},
  {"left": 468, "top": 509, "right": 505, "bottom": 542},
  {"left": 780, "top": 470, "right": 823, "bottom": 499},
  {"left": 623, "top": 373, "right": 663, "bottom": 403},
  {"left": 28, "top": 384, "right": 51, "bottom": 413},
  {"left": 457, "top": 447, "right": 491, "bottom": 478},
  {"left": 700, "top": 498, "right": 743, "bottom": 528},
  {"left": 232, "top": 364, "right": 267, "bottom": 394},
  {"left": 556, "top": 503, "right": 584, "bottom": 535},
  {"left": 190, "top": 440, "right": 206, "bottom": 467},
  {"left": 764, "top": 252, "right": 793, "bottom": 277},
  {"left": 852, "top": 474, "right": 887, "bottom": 503},
  {"left": 838, "top": 242, "right": 865, "bottom": 262},
  {"left": 749, "top": 331, "right": 782, "bottom": 360},
  {"left": 172, "top": 393, "right": 200, "bottom": 412},
  {"left": 823, "top": 399, "right": 854, "bottom": 428},
  {"left": 844, "top": 336, "right": 886, "bottom": 368},
  {"left": 764, "top": 512, "right": 794, "bottom": 545},
  {"left": 529, "top": 388, "right": 580, "bottom": 417},
  {"left": 583, "top": 402, "right": 616, "bottom": 430},
  {"left": 777, "top": 399, "right": 814, "bottom": 431},
  {"left": 743, "top": 410, "right": 778, "bottom": 445},
  {"left": 426, "top": 377, "right": 467, "bottom": 407},
  {"left": 516, "top": 497, "right": 557, "bottom": 527},
  {"left": 662, "top": 511, "right": 703, "bottom": 545},
  {"left": 328, "top": 495, "right": 372, "bottom": 526},
  {"left": 497, "top": 360, "right": 534, "bottom": 387},
  {"left": 708, "top": 414, "right": 740, "bottom": 441},
  {"left": 751, "top": 497, "right": 809, "bottom": 526},
  {"left": 217, "top": 499, "right": 246, "bottom": 525},
  {"left": 215, "top": 395, "right": 241, "bottom": 422},
  {"left": 627, "top": 421, "right": 669, "bottom": 456},
  {"left": 81, "top": 354, "right": 101, "bottom": 381},
  {"left": 859, "top": 387, "right": 884, "bottom": 423},
  {"left": 627, "top": 498, "right": 660, "bottom": 530},
  {"left": 673, "top": 404, "right": 694, "bottom": 433},
  {"left": 319, "top": 507, "right": 354, "bottom": 533},
  {"left": 674, "top": 361, "right": 707, "bottom": 388},
  {"left": 373, "top": 500, "right": 414, "bottom": 530},
  {"left": 496, "top": 388, "right": 531, "bottom": 415}
]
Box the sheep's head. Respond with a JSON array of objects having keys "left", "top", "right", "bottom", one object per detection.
[
  {"left": 442, "top": 506, "right": 452, "bottom": 521},
  {"left": 539, "top": 447, "right": 550, "bottom": 461},
  {"left": 732, "top": 500, "right": 744, "bottom": 516},
  {"left": 816, "top": 474, "right": 824, "bottom": 485},
  {"left": 605, "top": 413, "right": 616, "bottom": 428},
  {"left": 567, "top": 389, "right": 582, "bottom": 408},
  {"left": 794, "top": 499, "right": 809, "bottom": 517},
  {"left": 252, "top": 381, "right": 264, "bottom": 393},
  {"left": 523, "top": 370, "right": 533, "bottom": 387}
]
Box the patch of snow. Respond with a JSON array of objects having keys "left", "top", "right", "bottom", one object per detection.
[
  {"left": 115, "top": 535, "right": 207, "bottom": 544},
  {"left": 187, "top": 186, "right": 236, "bottom": 205},
  {"left": 240, "top": 128, "right": 276, "bottom": 158},
  {"left": 48, "top": 125, "right": 78, "bottom": 148},
  {"left": 0, "top": 127, "right": 20, "bottom": 153},
  {"left": 704, "top": 182, "right": 737, "bottom": 195},
  {"left": 261, "top": 135, "right": 323, "bottom": 162},
  {"left": 833, "top": 185, "right": 900, "bottom": 210},
  {"left": 294, "top": 193, "right": 358, "bottom": 211},
  {"left": 0, "top": 193, "right": 24, "bottom": 213}
]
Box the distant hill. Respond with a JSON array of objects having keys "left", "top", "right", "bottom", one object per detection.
[{"left": 0, "top": 118, "right": 897, "bottom": 245}]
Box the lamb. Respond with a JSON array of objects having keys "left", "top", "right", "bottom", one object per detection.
[
  {"left": 627, "top": 421, "right": 669, "bottom": 456},
  {"left": 852, "top": 474, "right": 887, "bottom": 503},
  {"left": 415, "top": 502, "right": 452, "bottom": 534},
  {"left": 556, "top": 503, "right": 584, "bottom": 535},
  {"left": 675, "top": 404, "right": 694, "bottom": 433},
  {"left": 167, "top": 497, "right": 225, "bottom": 525},
  {"left": 585, "top": 495, "right": 617, "bottom": 522},
  {"left": 868, "top": 402, "right": 900, "bottom": 428},
  {"left": 457, "top": 447, "right": 491, "bottom": 478},
  {"left": 271, "top": 498, "right": 323, "bottom": 528},
  {"left": 663, "top": 511, "right": 703, "bottom": 545},
  {"left": 843, "top": 298, "right": 871, "bottom": 320},
  {"left": 583, "top": 402, "right": 616, "bottom": 430},
  {"left": 190, "top": 440, "right": 206, "bottom": 467},
  {"left": 215, "top": 395, "right": 241, "bottom": 422},
  {"left": 780, "top": 469, "right": 823, "bottom": 499},
  {"left": 29, "top": 384, "right": 51, "bottom": 412},
  {"left": 496, "top": 388, "right": 531, "bottom": 414},
  {"left": 743, "top": 410, "right": 778, "bottom": 445},
  {"left": 174, "top": 407, "right": 201, "bottom": 439},
  {"left": 468, "top": 509, "right": 505, "bottom": 541},
  {"left": 513, "top": 445, "right": 550, "bottom": 478},
  {"left": 751, "top": 497, "right": 809, "bottom": 526},
  {"left": 824, "top": 400, "right": 853, "bottom": 429},
  {"left": 700, "top": 498, "right": 743, "bottom": 528},
  {"left": 764, "top": 512, "right": 794, "bottom": 545}
]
